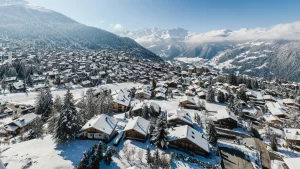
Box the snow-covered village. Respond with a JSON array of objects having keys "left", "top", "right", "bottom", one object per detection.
[{"left": 1, "top": 1, "right": 300, "bottom": 169}]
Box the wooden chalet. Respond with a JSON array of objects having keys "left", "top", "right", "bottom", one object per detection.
[{"left": 123, "top": 116, "right": 150, "bottom": 142}]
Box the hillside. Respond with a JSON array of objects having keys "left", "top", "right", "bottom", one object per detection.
[{"left": 0, "top": 2, "right": 163, "bottom": 61}]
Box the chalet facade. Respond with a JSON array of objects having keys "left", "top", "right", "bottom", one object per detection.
[
  {"left": 4, "top": 113, "right": 38, "bottom": 135},
  {"left": 212, "top": 109, "right": 238, "bottom": 129},
  {"left": 123, "top": 116, "right": 150, "bottom": 142},
  {"left": 112, "top": 89, "right": 131, "bottom": 112},
  {"left": 78, "top": 114, "right": 118, "bottom": 142},
  {"left": 168, "top": 125, "right": 210, "bottom": 156},
  {"left": 283, "top": 128, "right": 300, "bottom": 147}
]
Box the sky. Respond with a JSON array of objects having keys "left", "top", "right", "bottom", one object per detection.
[{"left": 27, "top": 0, "right": 300, "bottom": 32}]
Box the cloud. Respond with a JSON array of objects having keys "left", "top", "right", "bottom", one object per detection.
[
  {"left": 186, "top": 21, "right": 300, "bottom": 44},
  {"left": 110, "top": 23, "right": 124, "bottom": 31}
]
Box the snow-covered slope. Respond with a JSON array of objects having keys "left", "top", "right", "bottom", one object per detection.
[{"left": 0, "top": 0, "right": 163, "bottom": 62}]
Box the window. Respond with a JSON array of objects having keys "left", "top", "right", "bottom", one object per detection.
[{"left": 192, "top": 136, "right": 195, "bottom": 139}]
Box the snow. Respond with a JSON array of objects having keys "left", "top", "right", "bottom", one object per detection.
[
  {"left": 174, "top": 57, "right": 205, "bottom": 63},
  {"left": 80, "top": 114, "right": 118, "bottom": 135},
  {"left": 0, "top": 135, "right": 98, "bottom": 169},
  {"left": 123, "top": 116, "right": 150, "bottom": 136},
  {"left": 0, "top": 83, "right": 141, "bottom": 105},
  {"left": 271, "top": 160, "right": 284, "bottom": 169},
  {"left": 283, "top": 157, "right": 300, "bottom": 169}
]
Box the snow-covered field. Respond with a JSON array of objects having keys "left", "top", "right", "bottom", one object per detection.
[{"left": 0, "top": 83, "right": 142, "bottom": 105}]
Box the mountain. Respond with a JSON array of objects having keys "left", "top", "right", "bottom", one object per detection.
[
  {"left": 116, "top": 24, "right": 300, "bottom": 81},
  {"left": 0, "top": 0, "right": 163, "bottom": 62}
]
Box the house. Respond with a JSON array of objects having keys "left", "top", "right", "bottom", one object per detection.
[
  {"left": 266, "top": 102, "right": 288, "bottom": 118},
  {"left": 81, "top": 80, "right": 91, "bottom": 87},
  {"left": 179, "top": 96, "right": 197, "bottom": 109},
  {"left": 4, "top": 113, "right": 38, "bottom": 135},
  {"left": 167, "top": 109, "right": 193, "bottom": 127},
  {"left": 283, "top": 99, "right": 299, "bottom": 108},
  {"left": 112, "top": 89, "right": 131, "bottom": 112},
  {"left": 155, "top": 92, "right": 167, "bottom": 100},
  {"left": 78, "top": 114, "right": 118, "bottom": 142},
  {"left": 212, "top": 109, "right": 238, "bottom": 129},
  {"left": 283, "top": 128, "right": 300, "bottom": 147},
  {"left": 263, "top": 95, "right": 277, "bottom": 102},
  {"left": 12, "top": 81, "right": 25, "bottom": 91},
  {"left": 123, "top": 116, "right": 150, "bottom": 141},
  {"left": 262, "top": 114, "right": 283, "bottom": 126},
  {"left": 135, "top": 86, "right": 152, "bottom": 99},
  {"left": 168, "top": 125, "right": 210, "bottom": 156},
  {"left": 283, "top": 157, "right": 300, "bottom": 169}
]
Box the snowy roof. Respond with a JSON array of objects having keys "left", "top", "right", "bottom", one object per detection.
[
  {"left": 283, "top": 128, "right": 300, "bottom": 141},
  {"left": 283, "top": 99, "right": 295, "bottom": 104},
  {"left": 167, "top": 109, "right": 193, "bottom": 126},
  {"left": 214, "top": 108, "right": 238, "bottom": 122},
  {"left": 266, "top": 102, "right": 287, "bottom": 116},
  {"left": 4, "top": 124, "right": 18, "bottom": 131},
  {"left": 262, "top": 114, "right": 283, "bottom": 123},
  {"left": 123, "top": 116, "right": 150, "bottom": 136},
  {"left": 81, "top": 80, "right": 91, "bottom": 85},
  {"left": 263, "top": 95, "right": 276, "bottom": 101},
  {"left": 283, "top": 157, "right": 300, "bottom": 169},
  {"left": 112, "top": 89, "right": 131, "bottom": 106},
  {"left": 180, "top": 96, "right": 196, "bottom": 104},
  {"left": 135, "top": 86, "right": 152, "bottom": 96},
  {"left": 80, "top": 114, "right": 118, "bottom": 135},
  {"left": 7, "top": 113, "right": 38, "bottom": 128},
  {"left": 168, "top": 125, "right": 209, "bottom": 153},
  {"left": 131, "top": 102, "right": 145, "bottom": 112},
  {"left": 13, "top": 81, "right": 24, "bottom": 90},
  {"left": 154, "top": 87, "right": 167, "bottom": 94},
  {"left": 0, "top": 159, "right": 5, "bottom": 169}
]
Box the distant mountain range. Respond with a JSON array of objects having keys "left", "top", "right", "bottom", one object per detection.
[
  {"left": 0, "top": 0, "right": 163, "bottom": 62},
  {"left": 116, "top": 24, "right": 300, "bottom": 81}
]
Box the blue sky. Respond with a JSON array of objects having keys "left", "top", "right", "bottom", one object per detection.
[{"left": 28, "top": 0, "right": 300, "bottom": 32}]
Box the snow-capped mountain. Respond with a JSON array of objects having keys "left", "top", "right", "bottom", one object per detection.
[
  {"left": 0, "top": 0, "right": 163, "bottom": 61},
  {"left": 116, "top": 24, "right": 300, "bottom": 81}
]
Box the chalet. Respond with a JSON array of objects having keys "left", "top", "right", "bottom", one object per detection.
[
  {"left": 212, "top": 109, "right": 238, "bottom": 129},
  {"left": 164, "top": 81, "right": 177, "bottom": 88},
  {"left": 168, "top": 125, "right": 210, "bottom": 156},
  {"left": 12, "top": 81, "right": 25, "bottom": 91},
  {"left": 4, "top": 113, "right": 38, "bottom": 135},
  {"left": 155, "top": 92, "right": 167, "bottom": 100},
  {"left": 263, "top": 95, "right": 277, "bottom": 102},
  {"left": 78, "top": 114, "right": 118, "bottom": 142},
  {"left": 112, "top": 89, "right": 131, "bottom": 112},
  {"left": 167, "top": 109, "right": 193, "bottom": 127},
  {"left": 172, "top": 89, "right": 181, "bottom": 96},
  {"left": 5, "top": 76, "right": 17, "bottom": 83},
  {"left": 179, "top": 96, "right": 197, "bottom": 109},
  {"left": 262, "top": 114, "right": 283, "bottom": 126},
  {"left": 135, "top": 86, "right": 152, "bottom": 99},
  {"left": 283, "top": 99, "right": 300, "bottom": 108},
  {"left": 124, "top": 116, "right": 150, "bottom": 141},
  {"left": 265, "top": 102, "right": 288, "bottom": 118},
  {"left": 283, "top": 128, "right": 300, "bottom": 147},
  {"left": 81, "top": 80, "right": 91, "bottom": 87}
]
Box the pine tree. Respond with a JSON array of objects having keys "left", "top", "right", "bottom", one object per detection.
[
  {"left": 152, "top": 116, "right": 169, "bottom": 149},
  {"left": 152, "top": 78, "right": 157, "bottom": 90},
  {"left": 53, "top": 90, "right": 80, "bottom": 143},
  {"left": 206, "top": 87, "right": 215, "bottom": 103},
  {"left": 207, "top": 121, "right": 218, "bottom": 146},
  {"left": 270, "top": 135, "right": 278, "bottom": 151},
  {"left": 35, "top": 89, "right": 53, "bottom": 120},
  {"left": 53, "top": 95, "right": 63, "bottom": 112},
  {"left": 142, "top": 104, "right": 150, "bottom": 120},
  {"left": 77, "top": 152, "right": 89, "bottom": 169},
  {"left": 146, "top": 146, "right": 152, "bottom": 165},
  {"left": 104, "top": 147, "right": 113, "bottom": 165},
  {"left": 26, "top": 116, "right": 43, "bottom": 139},
  {"left": 153, "top": 149, "right": 160, "bottom": 169},
  {"left": 217, "top": 91, "right": 225, "bottom": 103},
  {"left": 1, "top": 75, "right": 6, "bottom": 94}
]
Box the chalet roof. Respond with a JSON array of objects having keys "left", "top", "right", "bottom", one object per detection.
[
  {"left": 167, "top": 109, "right": 193, "bottom": 126},
  {"left": 80, "top": 114, "right": 118, "bottom": 135},
  {"left": 283, "top": 158, "right": 300, "bottom": 169},
  {"left": 180, "top": 96, "right": 196, "bottom": 104},
  {"left": 262, "top": 114, "right": 283, "bottom": 123},
  {"left": 123, "top": 116, "right": 150, "bottom": 136},
  {"left": 214, "top": 108, "right": 238, "bottom": 122},
  {"left": 283, "top": 128, "right": 300, "bottom": 141},
  {"left": 112, "top": 89, "right": 131, "bottom": 106},
  {"left": 168, "top": 125, "right": 209, "bottom": 153},
  {"left": 7, "top": 113, "right": 38, "bottom": 128},
  {"left": 13, "top": 81, "right": 24, "bottom": 90},
  {"left": 266, "top": 102, "right": 287, "bottom": 116}
]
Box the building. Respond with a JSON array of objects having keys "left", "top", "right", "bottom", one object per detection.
[
  {"left": 4, "top": 113, "right": 38, "bottom": 135},
  {"left": 266, "top": 102, "right": 288, "bottom": 118},
  {"left": 112, "top": 89, "right": 131, "bottom": 112},
  {"left": 168, "top": 125, "right": 210, "bottom": 156},
  {"left": 283, "top": 157, "right": 300, "bottom": 169},
  {"left": 135, "top": 86, "right": 152, "bottom": 99},
  {"left": 167, "top": 109, "right": 193, "bottom": 127},
  {"left": 179, "top": 96, "right": 197, "bottom": 109},
  {"left": 262, "top": 114, "right": 283, "bottom": 126},
  {"left": 212, "top": 109, "right": 238, "bottom": 129},
  {"left": 123, "top": 116, "right": 150, "bottom": 141},
  {"left": 263, "top": 95, "right": 277, "bottom": 102},
  {"left": 283, "top": 128, "right": 300, "bottom": 147},
  {"left": 78, "top": 114, "right": 118, "bottom": 142}
]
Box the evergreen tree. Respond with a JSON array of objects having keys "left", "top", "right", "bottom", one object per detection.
[
  {"left": 1, "top": 74, "right": 6, "bottom": 94},
  {"left": 270, "top": 135, "right": 278, "bottom": 151},
  {"left": 53, "top": 90, "right": 80, "bottom": 143},
  {"left": 146, "top": 146, "right": 152, "bottom": 165},
  {"left": 152, "top": 78, "right": 157, "bottom": 90},
  {"left": 26, "top": 74, "right": 33, "bottom": 87},
  {"left": 206, "top": 87, "right": 215, "bottom": 103},
  {"left": 142, "top": 104, "right": 150, "bottom": 120},
  {"left": 228, "top": 74, "right": 237, "bottom": 85},
  {"left": 35, "top": 89, "right": 53, "bottom": 120},
  {"left": 207, "top": 121, "right": 218, "bottom": 146},
  {"left": 26, "top": 116, "right": 43, "bottom": 140},
  {"left": 152, "top": 116, "right": 169, "bottom": 149},
  {"left": 251, "top": 127, "right": 261, "bottom": 140},
  {"left": 153, "top": 149, "right": 160, "bottom": 169},
  {"left": 217, "top": 91, "right": 225, "bottom": 103},
  {"left": 53, "top": 95, "right": 63, "bottom": 112},
  {"left": 77, "top": 152, "right": 89, "bottom": 169},
  {"left": 104, "top": 147, "right": 113, "bottom": 165},
  {"left": 237, "top": 86, "right": 247, "bottom": 101}
]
